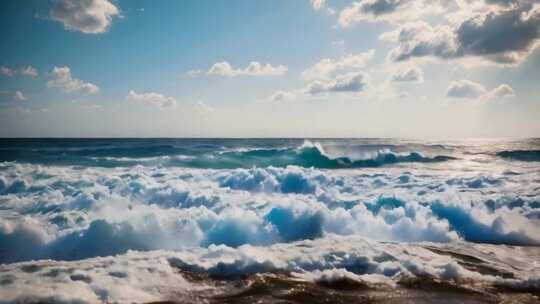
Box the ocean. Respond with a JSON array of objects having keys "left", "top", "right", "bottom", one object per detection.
[{"left": 0, "top": 138, "right": 539, "bottom": 303}]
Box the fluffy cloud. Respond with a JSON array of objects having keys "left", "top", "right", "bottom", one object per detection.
[
  {"left": 302, "top": 49, "right": 375, "bottom": 80},
  {"left": 0, "top": 65, "right": 38, "bottom": 77},
  {"left": 50, "top": 0, "right": 120, "bottom": 34},
  {"left": 14, "top": 91, "right": 27, "bottom": 101},
  {"left": 21, "top": 65, "right": 38, "bottom": 76},
  {"left": 446, "top": 80, "right": 515, "bottom": 99},
  {"left": 275, "top": 52, "right": 374, "bottom": 97},
  {"left": 310, "top": 0, "right": 327, "bottom": 10},
  {"left": 454, "top": 4, "right": 540, "bottom": 64},
  {"left": 390, "top": 65, "right": 424, "bottom": 82},
  {"left": 446, "top": 80, "right": 487, "bottom": 98},
  {"left": 47, "top": 66, "right": 99, "bottom": 94},
  {"left": 207, "top": 61, "right": 288, "bottom": 77},
  {"left": 306, "top": 72, "right": 371, "bottom": 94},
  {"left": 383, "top": 3, "right": 540, "bottom": 65},
  {"left": 267, "top": 90, "right": 296, "bottom": 102},
  {"left": 381, "top": 21, "right": 458, "bottom": 61},
  {"left": 127, "top": 90, "right": 176, "bottom": 107},
  {"left": 0, "top": 66, "right": 16, "bottom": 77},
  {"left": 309, "top": 0, "right": 335, "bottom": 14},
  {"left": 338, "top": 0, "right": 444, "bottom": 27},
  {"left": 490, "top": 84, "right": 515, "bottom": 98}
]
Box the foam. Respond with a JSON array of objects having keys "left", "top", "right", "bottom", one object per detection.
[
  {"left": 2, "top": 236, "right": 538, "bottom": 303},
  {"left": 0, "top": 217, "right": 49, "bottom": 263},
  {"left": 0, "top": 160, "right": 539, "bottom": 264}
]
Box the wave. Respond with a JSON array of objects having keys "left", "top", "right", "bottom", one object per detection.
[
  {"left": 0, "top": 139, "right": 457, "bottom": 169},
  {"left": 0, "top": 144, "right": 188, "bottom": 167},
  {"left": 496, "top": 149, "right": 540, "bottom": 161},
  {"left": 192, "top": 141, "right": 456, "bottom": 169},
  {"left": 3, "top": 162, "right": 538, "bottom": 265}
]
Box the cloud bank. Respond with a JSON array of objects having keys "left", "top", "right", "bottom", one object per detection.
[{"left": 382, "top": 3, "right": 540, "bottom": 65}]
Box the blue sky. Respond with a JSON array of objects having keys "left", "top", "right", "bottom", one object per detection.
[{"left": 0, "top": 0, "right": 539, "bottom": 137}]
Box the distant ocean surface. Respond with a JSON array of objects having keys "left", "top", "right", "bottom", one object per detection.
[{"left": 1, "top": 138, "right": 539, "bottom": 303}]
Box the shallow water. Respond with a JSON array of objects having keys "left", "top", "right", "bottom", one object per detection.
[{"left": 0, "top": 138, "right": 539, "bottom": 303}]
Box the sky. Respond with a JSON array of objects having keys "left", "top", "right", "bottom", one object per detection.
[{"left": 0, "top": 0, "right": 539, "bottom": 138}]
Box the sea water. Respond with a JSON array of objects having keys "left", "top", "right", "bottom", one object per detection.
[{"left": 0, "top": 138, "right": 539, "bottom": 302}]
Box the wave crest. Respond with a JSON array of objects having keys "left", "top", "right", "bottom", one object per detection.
[
  {"left": 216, "top": 140, "right": 455, "bottom": 169},
  {"left": 497, "top": 149, "right": 540, "bottom": 161}
]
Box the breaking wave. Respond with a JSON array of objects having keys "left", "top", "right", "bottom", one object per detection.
[
  {"left": 1, "top": 161, "right": 539, "bottom": 264},
  {"left": 497, "top": 149, "right": 540, "bottom": 162},
  {"left": 210, "top": 141, "right": 456, "bottom": 169},
  {"left": 0, "top": 139, "right": 456, "bottom": 169}
]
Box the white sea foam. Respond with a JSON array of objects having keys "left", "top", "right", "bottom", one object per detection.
[
  {"left": 0, "top": 159, "right": 539, "bottom": 264},
  {"left": 1, "top": 236, "right": 539, "bottom": 303}
]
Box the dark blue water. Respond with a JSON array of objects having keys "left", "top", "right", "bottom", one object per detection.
[{"left": 1, "top": 138, "right": 537, "bottom": 169}]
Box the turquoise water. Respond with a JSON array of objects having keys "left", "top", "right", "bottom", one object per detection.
[{"left": 1, "top": 138, "right": 537, "bottom": 168}]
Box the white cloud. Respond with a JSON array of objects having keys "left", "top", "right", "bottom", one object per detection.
[
  {"left": 273, "top": 51, "right": 374, "bottom": 100},
  {"left": 302, "top": 49, "right": 375, "bottom": 80},
  {"left": 207, "top": 61, "right": 288, "bottom": 77},
  {"left": 489, "top": 84, "right": 515, "bottom": 98},
  {"left": 446, "top": 80, "right": 515, "bottom": 100},
  {"left": 382, "top": 21, "right": 458, "bottom": 62},
  {"left": 185, "top": 69, "right": 202, "bottom": 78},
  {"left": 446, "top": 80, "right": 487, "bottom": 98},
  {"left": 0, "top": 65, "right": 38, "bottom": 77},
  {"left": 391, "top": 65, "right": 424, "bottom": 82},
  {"left": 14, "top": 91, "right": 27, "bottom": 101},
  {"left": 127, "top": 90, "right": 176, "bottom": 107},
  {"left": 309, "top": 0, "right": 335, "bottom": 15},
  {"left": 50, "top": 0, "right": 120, "bottom": 34},
  {"left": 21, "top": 66, "right": 38, "bottom": 77},
  {"left": 306, "top": 72, "right": 371, "bottom": 95},
  {"left": 310, "top": 0, "right": 326, "bottom": 11},
  {"left": 47, "top": 66, "right": 99, "bottom": 94},
  {"left": 0, "top": 66, "right": 16, "bottom": 77},
  {"left": 193, "top": 101, "right": 214, "bottom": 114}
]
